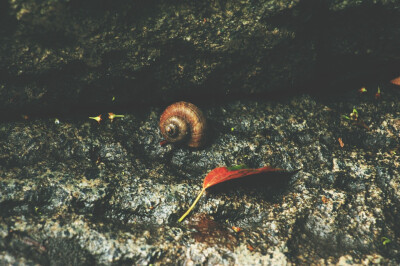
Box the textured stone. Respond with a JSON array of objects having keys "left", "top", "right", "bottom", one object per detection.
[
  {"left": 1, "top": 0, "right": 400, "bottom": 119},
  {"left": 1, "top": 84, "right": 400, "bottom": 264}
]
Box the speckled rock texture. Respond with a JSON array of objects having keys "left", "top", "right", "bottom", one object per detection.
[
  {"left": 1, "top": 83, "right": 400, "bottom": 264},
  {"left": 1, "top": 0, "right": 400, "bottom": 119}
]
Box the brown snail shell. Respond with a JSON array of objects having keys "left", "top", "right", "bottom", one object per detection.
[{"left": 159, "top": 101, "right": 207, "bottom": 148}]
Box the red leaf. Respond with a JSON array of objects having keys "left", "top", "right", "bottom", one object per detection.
[
  {"left": 390, "top": 76, "right": 400, "bottom": 86},
  {"left": 203, "top": 166, "right": 282, "bottom": 189},
  {"left": 178, "top": 165, "right": 283, "bottom": 222}
]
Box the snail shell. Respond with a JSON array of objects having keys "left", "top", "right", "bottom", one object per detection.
[{"left": 159, "top": 101, "right": 207, "bottom": 148}]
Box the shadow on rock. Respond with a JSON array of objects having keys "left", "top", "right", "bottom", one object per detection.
[{"left": 206, "top": 170, "right": 299, "bottom": 203}]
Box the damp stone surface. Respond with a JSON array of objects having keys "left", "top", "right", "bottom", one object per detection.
[{"left": 1, "top": 85, "right": 400, "bottom": 264}]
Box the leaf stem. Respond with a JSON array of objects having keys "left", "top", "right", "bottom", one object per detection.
[{"left": 178, "top": 188, "right": 205, "bottom": 222}]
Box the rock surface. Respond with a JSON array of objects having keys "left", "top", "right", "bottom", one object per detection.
[
  {"left": 1, "top": 0, "right": 400, "bottom": 119},
  {"left": 1, "top": 84, "right": 400, "bottom": 264},
  {"left": 2, "top": 0, "right": 400, "bottom": 264}
]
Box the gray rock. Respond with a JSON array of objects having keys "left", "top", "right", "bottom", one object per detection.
[
  {"left": 1, "top": 0, "right": 400, "bottom": 119},
  {"left": 1, "top": 84, "right": 400, "bottom": 264}
]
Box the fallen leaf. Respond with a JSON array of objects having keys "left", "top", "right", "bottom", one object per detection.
[
  {"left": 358, "top": 87, "right": 367, "bottom": 93},
  {"left": 390, "top": 76, "right": 400, "bottom": 86},
  {"left": 375, "top": 87, "right": 381, "bottom": 99},
  {"left": 108, "top": 112, "right": 124, "bottom": 122},
  {"left": 178, "top": 165, "right": 283, "bottom": 222},
  {"left": 350, "top": 107, "right": 358, "bottom": 120},
  {"left": 338, "top": 138, "right": 344, "bottom": 148},
  {"left": 203, "top": 166, "right": 281, "bottom": 189},
  {"left": 231, "top": 226, "right": 241, "bottom": 233},
  {"left": 342, "top": 109, "right": 370, "bottom": 131},
  {"left": 89, "top": 114, "right": 102, "bottom": 124},
  {"left": 321, "top": 195, "right": 329, "bottom": 204},
  {"left": 382, "top": 236, "right": 391, "bottom": 245}
]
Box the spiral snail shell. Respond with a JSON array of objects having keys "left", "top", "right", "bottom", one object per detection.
[{"left": 159, "top": 101, "right": 207, "bottom": 148}]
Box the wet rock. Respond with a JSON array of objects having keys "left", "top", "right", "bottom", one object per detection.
[
  {"left": 1, "top": 0, "right": 400, "bottom": 119},
  {"left": 1, "top": 84, "right": 400, "bottom": 264}
]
